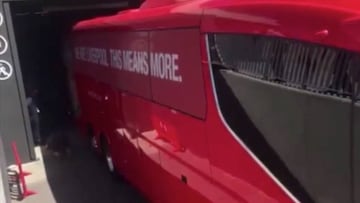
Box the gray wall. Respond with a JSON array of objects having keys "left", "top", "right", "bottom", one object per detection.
[{"left": 0, "top": 2, "right": 35, "bottom": 165}]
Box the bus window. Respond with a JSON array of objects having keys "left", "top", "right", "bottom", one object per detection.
[{"left": 149, "top": 29, "right": 206, "bottom": 119}]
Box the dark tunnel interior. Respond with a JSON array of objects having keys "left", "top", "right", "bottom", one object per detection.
[
  {"left": 7, "top": 2, "right": 148, "bottom": 202},
  {"left": 11, "top": 2, "right": 120, "bottom": 144}
]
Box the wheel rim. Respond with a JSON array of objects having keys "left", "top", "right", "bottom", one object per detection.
[
  {"left": 106, "top": 151, "right": 114, "bottom": 172},
  {"left": 91, "top": 136, "right": 97, "bottom": 149}
]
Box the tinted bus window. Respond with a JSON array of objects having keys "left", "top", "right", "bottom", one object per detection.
[
  {"left": 149, "top": 29, "right": 206, "bottom": 119},
  {"left": 208, "top": 33, "right": 360, "bottom": 203},
  {"left": 73, "top": 31, "right": 151, "bottom": 99}
]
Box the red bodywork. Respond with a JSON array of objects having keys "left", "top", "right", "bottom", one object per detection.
[{"left": 70, "top": 0, "right": 360, "bottom": 202}]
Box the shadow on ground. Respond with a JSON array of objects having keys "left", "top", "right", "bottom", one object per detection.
[{"left": 42, "top": 129, "right": 147, "bottom": 203}]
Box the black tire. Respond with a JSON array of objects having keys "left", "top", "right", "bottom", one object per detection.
[
  {"left": 87, "top": 126, "right": 97, "bottom": 151},
  {"left": 101, "top": 137, "right": 125, "bottom": 181},
  {"left": 102, "top": 138, "right": 116, "bottom": 174}
]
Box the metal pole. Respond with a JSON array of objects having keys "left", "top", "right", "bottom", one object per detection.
[{"left": 0, "top": 134, "right": 11, "bottom": 203}]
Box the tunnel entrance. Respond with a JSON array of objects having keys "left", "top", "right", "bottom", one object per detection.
[
  {"left": 0, "top": 0, "right": 139, "bottom": 164},
  {"left": 12, "top": 3, "right": 120, "bottom": 146}
]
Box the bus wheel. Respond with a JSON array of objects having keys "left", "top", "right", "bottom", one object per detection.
[
  {"left": 87, "top": 126, "right": 97, "bottom": 151},
  {"left": 103, "top": 139, "right": 115, "bottom": 173},
  {"left": 90, "top": 134, "right": 97, "bottom": 150}
]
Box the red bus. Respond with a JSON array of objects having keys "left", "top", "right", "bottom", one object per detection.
[{"left": 69, "top": 0, "right": 360, "bottom": 202}]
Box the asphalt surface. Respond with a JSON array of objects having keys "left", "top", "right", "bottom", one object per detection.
[{"left": 12, "top": 130, "right": 147, "bottom": 203}]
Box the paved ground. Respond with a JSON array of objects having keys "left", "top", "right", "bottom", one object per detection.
[{"left": 11, "top": 130, "right": 147, "bottom": 203}]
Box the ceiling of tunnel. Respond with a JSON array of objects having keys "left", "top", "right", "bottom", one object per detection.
[
  {"left": 43, "top": 0, "right": 141, "bottom": 12},
  {"left": 8, "top": 0, "right": 142, "bottom": 13}
]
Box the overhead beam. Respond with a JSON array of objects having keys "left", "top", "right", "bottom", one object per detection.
[{"left": 43, "top": 1, "right": 129, "bottom": 12}]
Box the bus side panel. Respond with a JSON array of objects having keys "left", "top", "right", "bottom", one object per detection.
[
  {"left": 107, "top": 31, "right": 165, "bottom": 202},
  {"left": 106, "top": 31, "right": 151, "bottom": 99},
  {"left": 72, "top": 32, "right": 109, "bottom": 142},
  {"left": 72, "top": 29, "right": 170, "bottom": 202},
  {"left": 149, "top": 29, "right": 206, "bottom": 119},
  {"left": 73, "top": 73, "right": 104, "bottom": 142},
  {"left": 149, "top": 29, "right": 211, "bottom": 203},
  {"left": 133, "top": 95, "right": 166, "bottom": 203}
]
